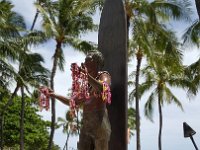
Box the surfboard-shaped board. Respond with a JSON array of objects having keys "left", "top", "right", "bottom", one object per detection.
[{"left": 98, "top": 0, "right": 127, "bottom": 149}]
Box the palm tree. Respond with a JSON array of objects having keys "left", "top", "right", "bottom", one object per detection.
[
  {"left": 0, "top": 1, "right": 27, "bottom": 148},
  {"left": 18, "top": 52, "right": 49, "bottom": 150},
  {"left": 137, "top": 31, "right": 193, "bottom": 150},
  {"left": 35, "top": 0, "right": 101, "bottom": 148},
  {"left": 57, "top": 111, "right": 79, "bottom": 150},
  {"left": 126, "top": 1, "right": 192, "bottom": 149},
  {"left": 0, "top": 29, "right": 49, "bottom": 150},
  {"left": 0, "top": 0, "right": 26, "bottom": 90},
  {"left": 182, "top": 0, "right": 200, "bottom": 47}
]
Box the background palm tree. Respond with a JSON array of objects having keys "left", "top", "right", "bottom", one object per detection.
[
  {"left": 0, "top": 1, "right": 26, "bottom": 148},
  {"left": 127, "top": 1, "right": 192, "bottom": 149},
  {"left": 136, "top": 31, "right": 194, "bottom": 150},
  {"left": 35, "top": 0, "right": 100, "bottom": 148},
  {"left": 57, "top": 110, "right": 79, "bottom": 150},
  {"left": 17, "top": 52, "right": 49, "bottom": 150}
]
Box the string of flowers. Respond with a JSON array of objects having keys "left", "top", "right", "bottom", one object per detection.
[
  {"left": 39, "top": 87, "right": 50, "bottom": 111},
  {"left": 70, "top": 63, "right": 90, "bottom": 114},
  {"left": 101, "top": 81, "right": 111, "bottom": 104}
]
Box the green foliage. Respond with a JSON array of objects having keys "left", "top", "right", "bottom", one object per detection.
[
  {"left": 1, "top": 96, "right": 60, "bottom": 150},
  {"left": 128, "top": 107, "right": 136, "bottom": 137}
]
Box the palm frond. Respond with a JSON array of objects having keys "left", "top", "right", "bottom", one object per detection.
[
  {"left": 150, "top": 0, "right": 192, "bottom": 22},
  {"left": 164, "top": 86, "right": 183, "bottom": 110},
  {"left": 35, "top": 3, "right": 58, "bottom": 37},
  {"left": 65, "top": 38, "right": 97, "bottom": 54},
  {"left": 144, "top": 90, "right": 156, "bottom": 122},
  {"left": 182, "top": 20, "right": 200, "bottom": 47}
]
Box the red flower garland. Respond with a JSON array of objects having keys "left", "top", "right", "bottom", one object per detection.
[
  {"left": 39, "top": 87, "right": 50, "bottom": 111},
  {"left": 70, "top": 63, "right": 90, "bottom": 112},
  {"left": 70, "top": 63, "right": 112, "bottom": 113}
]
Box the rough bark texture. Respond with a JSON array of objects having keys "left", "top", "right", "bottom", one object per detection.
[
  {"left": 98, "top": 0, "right": 128, "bottom": 149},
  {"left": 158, "top": 91, "right": 163, "bottom": 150},
  {"left": 135, "top": 55, "right": 142, "bottom": 150},
  {"left": 20, "top": 87, "right": 25, "bottom": 150}
]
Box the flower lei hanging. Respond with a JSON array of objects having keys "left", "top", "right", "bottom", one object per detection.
[
  {"left": 101, "top": 81, "right": 111, "bottom": 104},
  {"left": 39, "top": 87, "right": 50, "bottom": 111},
  {"left": 70, "top": 63, "right": 90, "bottom": 112},
  {"left": 70, "top": 63, "right": 112, "bottom": 113}
]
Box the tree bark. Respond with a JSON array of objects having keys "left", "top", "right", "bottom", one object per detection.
[
  {"left": 20, "top": 87, "right": 25, "bottom": 150},
  {"left": 135, "top": 49, "right": 142, "bottom": 150},
  {"left": 158, "top": 91, "right": 163, "bottom": 150},
  {"left": 30, "top": 9, "right": 39, "bottom": 31},
  {"left": 48, "top": 42, "right": 61, "bottom": 150}
]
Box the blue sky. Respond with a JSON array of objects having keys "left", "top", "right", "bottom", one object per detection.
[{"left": 11, "top": 0, "right": 200, "bottom": 150}]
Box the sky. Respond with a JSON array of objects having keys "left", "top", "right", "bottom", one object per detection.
[{"left": 10, "top": 0, "right": 200, "bottom": 150}]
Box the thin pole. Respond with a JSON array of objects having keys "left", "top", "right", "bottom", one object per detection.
[{"left": 190, "top": 136, "right": 199, "bottom": 150}]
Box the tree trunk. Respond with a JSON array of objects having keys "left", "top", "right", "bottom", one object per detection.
[
  {"left": 135, "top": 49, "right": 142, "bottom": 150},
  {"left": 20, "top": 87, "right": 25, "bottom": 150},
  {"left": 195, "top": 0, "right": 200, "bottom": 20},
  {"left": 63, "top": 132, "right": 70, "bottom": 150},
  {"left": 30, "top": 9, "right": 39, "bottom": 31},
  {"left": 48, "top": 42, "right": 61, "bottom": 150},
  {"left": 158, "top": 92, "right": 163, "bottom": 150}
]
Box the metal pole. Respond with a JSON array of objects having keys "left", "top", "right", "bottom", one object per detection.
[{"left": 190, "top": 136, "right": 199, "bottom": 150}]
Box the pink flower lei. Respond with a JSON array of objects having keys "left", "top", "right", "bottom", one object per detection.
[
  {"left": 101, "top": 81, "right": 111, "bottom": 104},
  {"left": 39, "top": 87, "right": 50, "bottom": 111},
  {"left": 70, "top": 63, "right": 112, "bottom": 113},
  {"left": 70, "top": 63, "right": 90, "bottom": 112}
]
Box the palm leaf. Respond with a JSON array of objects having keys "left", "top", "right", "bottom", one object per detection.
[
  {"left": 144, "top": 90, "right": 156, "bottom": 122},
  {"left": 182, "top": 20, "right": 200, "bottom": 47}
]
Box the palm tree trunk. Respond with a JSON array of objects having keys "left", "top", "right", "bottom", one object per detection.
[
  {"left": 135, "top": 48, "right": 143, "bottom": 150},
  {"left": 20, "top": 87, "right": 25, "bottom": 150},
  {"left": 48, "top": 42, "right": 61, "bottom": 150},
  {"left": 195, "top": 0, "right": 200, "bottom": 20},
  {"left": 30, "top": 0, "right": 43, "bottom": 31},
  {"left": 30, "top": 9, "right": 39, "bottom": 31},
  {"left": 158, "top": 92, "right": 163, "bottom": 150},
  {"left": 63, "top": 132, "right": 70, "bottom": 150}
]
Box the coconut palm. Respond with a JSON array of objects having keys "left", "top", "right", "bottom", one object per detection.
[
  {"left": 18, "top": 52, "right": 49, "bottom": 150},
  {"left": 0, "top": 1, "right": 27, "bottom": 148},
  {"left": 135, "top": 31, "right": 194, "bottom": 150},
  {"left": 0, "top": 0, "right": 26, "bottom": 90},
  {"left": 57, "top": 111, "right": 79, "bottom": 150},
  {"left": 126, "top": 1, "right": 192, "bottom": 149},
  {"left": 34, "top": 0, "right": 101, "bottom": 148},
  {"left": 0, "top": 29, "right": 49, "bottom": 150}
]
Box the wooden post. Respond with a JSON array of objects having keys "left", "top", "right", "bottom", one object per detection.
[{"left": 98, "top": 0, "right": 127, "bottom": 149}]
